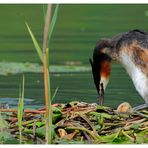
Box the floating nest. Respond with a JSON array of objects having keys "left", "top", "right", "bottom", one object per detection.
[{"left": 0, "top": 101, "right": 148, "bottom": 144}]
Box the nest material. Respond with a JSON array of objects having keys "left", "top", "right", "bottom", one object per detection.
[{"left": 0, "top": 101, "right": 148, "bottom": 144}]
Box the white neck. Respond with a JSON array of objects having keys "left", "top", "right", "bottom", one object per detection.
[
  {"left": 119, "top": 52, "right": 148, "bottom": 103},
  {"left": 100, "top": 76, "right": 109, "bottom": 91}
]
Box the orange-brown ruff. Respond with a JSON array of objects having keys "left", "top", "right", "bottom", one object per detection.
[
  {"left": 100, "top": 60, "right": 111, "bottom": 78},
  {"left": 90, "top": 29, "right": 148, "bottom": 110},
  {"left": 100, "top": 60, "right": 111, "bottom": 91}
]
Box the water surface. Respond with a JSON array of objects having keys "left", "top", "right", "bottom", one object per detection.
[
  {"left": 0, "top": 63, "right": 144, "bottom": 109},
  {"left": 0, "top": 4, "right": 147, "bottom": 108}
]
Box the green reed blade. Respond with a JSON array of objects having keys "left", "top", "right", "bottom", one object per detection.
[
  {"left": 48, "top": 4, "right": 59, "bottom": 43},
  {"left": 25, "top": 22, "right": 43, "bottom": 63},
  {"left": 17, "top": 75, "right": 25, "bottom": 144},
  {"left": 51, "top": 87, "right": 59, "bottom": 102}
]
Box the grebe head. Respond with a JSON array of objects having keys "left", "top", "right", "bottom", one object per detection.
[
  {"left": 91, "top": 29, "right": 148, "bottom": 109},
  {"left": 90, "top": 39, "right": 112, "bottom": 105}
]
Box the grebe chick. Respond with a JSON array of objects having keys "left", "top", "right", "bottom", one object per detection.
[{"left": 116, "top": 102, "right": 133, "bottom": 113}]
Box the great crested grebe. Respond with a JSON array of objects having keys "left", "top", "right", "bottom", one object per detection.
[{"left": 90, "top": 29, "right": 148, "bottom": 110}]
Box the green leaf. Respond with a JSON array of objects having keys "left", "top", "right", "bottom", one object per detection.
[
  {"left": 101, "top": 113, "right": 112, "bottom": 119},
  {"left": 25, "top": 22, "right": 43, "bottom": 63},
  {"left": 17, "top": 75, "right": 25, "bottom": 144},
  {"left": 51, "top": 87, "right": 59, "bottom": 101},
  {"left": 0, "top": 113, "right": 8, "bottom": 129},
  {"left": 0, "top": 113, "right": 18, "bottom": 144},
  {"left": 136, "top": 129, "right": 148, "bottom": 143},
  {"left": 0, "top": 132, "right": 18, "bottom": 144},
  {"left": 53, "top": 113, "right": 62, "bottom": 123},
  {"left": 36, "top": 125, "right": 55, "bottom": 138},
  {"left": 89, "top": 112, "right": 112, "bottom": 119},
  {"left": 51, "top": 105, "right": 62, "bottom": 123},
  {"left": 48, "top": 4, "right": 59, "bottom": 43},
  {"left": 131, "top": 123, "right": 139, "bottom": 130},
  {"left": 52, "top": 106, "right": 61, "bottom": 114},
  {"left": 36, "top": 121, "right": 45, "bottom": 127},
  {"left": 96, "top": 105, "right": 110, "bottom": 112},
  {"left": 112, "top": 137, "right": 123, "bottom": 144}
]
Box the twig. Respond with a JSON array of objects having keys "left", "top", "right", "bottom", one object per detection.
[
  {"left": 66, "top": 126, "right": 101, "bottom": 141},
  {"left": 82, "top": 131, "right": 92, "bottom": 142},
  {"left": 77, "top": 112, "right": 100, "bottom": 138},
  {"left": 122, "top": 130, "right": 135, "bottom": 142},
  {"left": 0, "top": 109, "right": 45, "bottom": 114},
  {"left": 10, "top": 119, "right": 38, "bottom": 128},
  {"left": 134, "top": 111, "right": 148, "bottom": 118},
  {"left": 124, "top": 118, "right": 146, "bottom": 130},
  {"left": 33, "top": 120, "right": 37, "bottom": 144},
  {"left": 38, "top": 104, "right": 61, "bottom": 111},
  {"left": 113, "top": 128, "right": 122, "bottom": 140}
]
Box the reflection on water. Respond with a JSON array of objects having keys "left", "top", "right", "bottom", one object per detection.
[{"left": 0, "top": 63, "right": 144, "bottom": 109}]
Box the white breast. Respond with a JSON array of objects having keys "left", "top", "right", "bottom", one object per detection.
[{"left": 119, "top": 52, "right": 148, "bottom": 104}]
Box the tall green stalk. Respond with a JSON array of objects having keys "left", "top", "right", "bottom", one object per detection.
[
  {"left": 17, "top": 75, "right": 25, "bottom": 144},
  {"left": 25, "top": 4, "right": 59, "bottom": 64},
  {"left": 26, "top": 4, "right": 59, "bottom": 144}
]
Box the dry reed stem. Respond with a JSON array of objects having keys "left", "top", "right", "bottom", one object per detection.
[{"left": 42, "top": 4, "right": 52, "bottom": 144}]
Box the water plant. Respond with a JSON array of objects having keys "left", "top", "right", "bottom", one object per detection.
[
  {"left": 17, "top": 75, "right": 25, "bottom": 144},
  {"left": 26, "top": 4, "right": 59, "bottom": 144}
]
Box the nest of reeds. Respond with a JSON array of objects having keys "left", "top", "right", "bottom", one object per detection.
[{"left": 0, "top": 101, "right": 148, "bottom": 144}]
